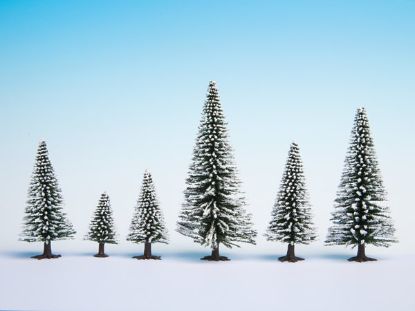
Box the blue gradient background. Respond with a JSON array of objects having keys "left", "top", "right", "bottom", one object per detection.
[{"left": 0, "top": 0, "right": 414, "bottom": 254}]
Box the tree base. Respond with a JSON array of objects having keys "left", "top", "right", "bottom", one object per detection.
[
  {"left": 132, "top": 255, "right": 161, "bottom": 260},
  {"left": 94, "top": 253, "right": 109, "bottom": 258},
  {"left": 348, "top": 256, "right": 377, "bottom": 262},
  {"left": 31, "top": 254, "right": 61, "bottom": 260},
  {"left": 200, "top": 255, "right": 230, "bottom": 261},
  {"left": 348, "top": 244, "right": 377, "bottom": 262},
  {"left": 278, "top": 255, "right": 304, "bottom": 263}
]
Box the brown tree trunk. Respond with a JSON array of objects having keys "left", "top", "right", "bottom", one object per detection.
[
  {"left": 94, "top": 242, "right": 108, "bottom": 258},
  {"left": 44, "top": 242, "right": 51, "bottom": 257},
  {"left": 348, "top": 244, "right": 377, "bottom": 262},
  {"left": 133, "top": 240, "right": 161, "bottom": 260},
  {"left": 31, "top": 241, "right": 61, "bottom": 260},
  {"left": 144, "top": 241, "right": 152, "bottom": 258},
  {"left": 278, "top": 244, "right": 304, "bottom": 263},
  {"left": 211, "top": 246, "right": 219, "bottom": 260},
  {"left": 201, "top": 243, "right": 230, "bottom": 261}
]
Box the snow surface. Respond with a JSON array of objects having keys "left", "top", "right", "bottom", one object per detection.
[{"left": 0, "top": 244, "right": 414, "bottom": 311}]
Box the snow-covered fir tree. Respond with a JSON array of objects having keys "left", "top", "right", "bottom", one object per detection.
[
  {"left": 266, "top": 143, "right": 316, "bottom": 262},
  {"left": 326, "top": 108, "right": 396, "bottom": 262},
  {"left": 85, "top": 193, "right": 117, "bottom": 257},
  {"left": 127, "top": 171, "right": 167, "bottom": 260},
  {"left": 21, "top": 141, "right": 75, "bottom": 259},
  {"left": 177, "top": 81, "right": 257, "bottom": 261}
]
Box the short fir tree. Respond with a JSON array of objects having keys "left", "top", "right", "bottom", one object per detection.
[
  {"left": 266, "top": 143, "right": 316, "bottom": 262},
  {"left": 85, "top": 193, "right": 117, "bottom": 257},
  {"left": 127, "top": 171, "right": 167, "bottom": 260},
  {"left": 21, "top": 141, "right": 76, "bottom": 259},
  {"left": 326, "top": 108, "right": 397, "bottom": 262},
  {"left": 177, "top": 81, "right": 257, "bottom": 261}
]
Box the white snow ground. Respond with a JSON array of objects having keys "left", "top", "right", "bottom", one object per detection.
[{"left": 0, "top": 244, "right": 414, "bottom": 311}]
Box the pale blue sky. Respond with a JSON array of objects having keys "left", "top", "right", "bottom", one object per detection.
[{"left": 0, "top": 0, "right": 414, "bottom": 253}]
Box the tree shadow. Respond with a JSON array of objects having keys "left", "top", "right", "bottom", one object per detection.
[
  {"left": 62, "top": 251, "right": 98, "bottom": 258},
  {"left": 0, "top": 250, "right": 102, "bottom": 259},
  {"left": 109, "top": 252, "right": 143, "bottom": 259},
  {"left": 247, "top": 254, "right": 281, "bottom": 261},
  {"left": 236, "top": 252, "right": 352, "bottom": 262},
  {"left": 163, "top": 252, "right": 285, "bottom": 262},
  {"left": 311, "top": 253, "right": 351, "bottom": 261},
  {"left": 162, "top": 251, "right": 217, "bottom": 262},
  {"left": 1, "top": 250, "right": 40, "bottom": 259},
  {"left": 311, "top": 252, "right": 390, "bottom": 262}
]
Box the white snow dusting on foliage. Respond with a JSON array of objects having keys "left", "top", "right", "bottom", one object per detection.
[
  {"left": 326, "top": 108, "right": 396, "bottom": 247},
  {"left": 85, "top": 193, "right": 117, "bottom": 244},
  {"left": 127, "top": 171, "right": 168, "bottom": 244},
  {"left": 177, "top": 81, "right": 256, "bottom": 249},
  {"left": 21, "top": 141, "right": 75, "bottom": 243},
  {"left": 266, "top": 143, "right": 316, "bottom": 245}
]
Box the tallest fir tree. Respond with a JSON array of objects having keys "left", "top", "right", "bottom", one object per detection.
[
  {"left": 326, "top": 108, "right": 396, "bottom": 261},
  {"left": 21, "top": 141, "right": 75, "bottom": 259},
  {"left": 177, "top": 81, "right": 256, "bottom": 261}
]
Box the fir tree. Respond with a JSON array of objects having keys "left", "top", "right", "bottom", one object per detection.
[
  {"left": 85, "top": 193, "right": 117, "bottom": 257},
  {"left": 266, "top": 143, "right": 316, "bottom": 262},
  {"left": 326, "top": 108, "right": 397, "bottom": 262},
  {"left": 127, "top": 171, "right": 167, "bottom": 260},
  {"left": 21, "top": 141, "right": 76, "bottom": 259},
  {"left": 177, "top": 81, "right": 256, "bottom": 261}
]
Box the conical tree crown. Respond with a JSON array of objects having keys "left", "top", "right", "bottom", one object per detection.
[
  {"left": 177, "top": 81, "right": 256, "bottom": 249},
  {"left": 127, "top": 171, "right": 168, "bottom": 244},
  {"left": 85, "top": 193, "right": 117, "bottom": 244},
  {"left": 326, "top": 108, "right": 396, "bottom": 247},
  {"left": 266, "top": 143, "right": 316, "bottom": 245},
  {"left": 21, "top": 141, "right": 75, "bottom": 243}
]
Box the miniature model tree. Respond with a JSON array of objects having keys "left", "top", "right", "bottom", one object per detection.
[
  {"left": 177, "top": 81, "right": 257, "bottom": 261},
  {"left": 20, "top": 141, "right": 76, "bottom": 259},
  {"left": 85, "top": 193, "right": 117, "bottom": 257},
  {"left": 127, "top": 171, "right": 167, "bottom": 260},
  {"left": 266, "top": 143, "right": 316, "bottom": 262},
  {"left": 326, "top": 108, "right": 396, "bottom": 262}
]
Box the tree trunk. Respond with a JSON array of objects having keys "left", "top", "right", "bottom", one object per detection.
[
  {"left": 357, "top": 244, "right": 365, "bottom": 258},
  {"left": 132, "top": 240, "right": 161, "bottom": 260},
  {"left": 201, "top": 243, "right": 230, "bottom": 261},
  {"left": 348, "top": 244, "right": 377, "bottom": 262},
  {"left": 278, "top": 244, "right": 304, "bottom": 263},
  {"left": 211, "top": 246, "right": 220, "bottom": 260},
  {"left": 94, "top": 242, "right": 108, "bottom": 258},
  {"left": 144, "top": 241, "right": 152, "bottom": 258},
  {"left": 31, "top": 241, "right": 61, "bottom": 260},
  {"left": 44, "top": 242, "right": 52, "bottom": 257}
]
